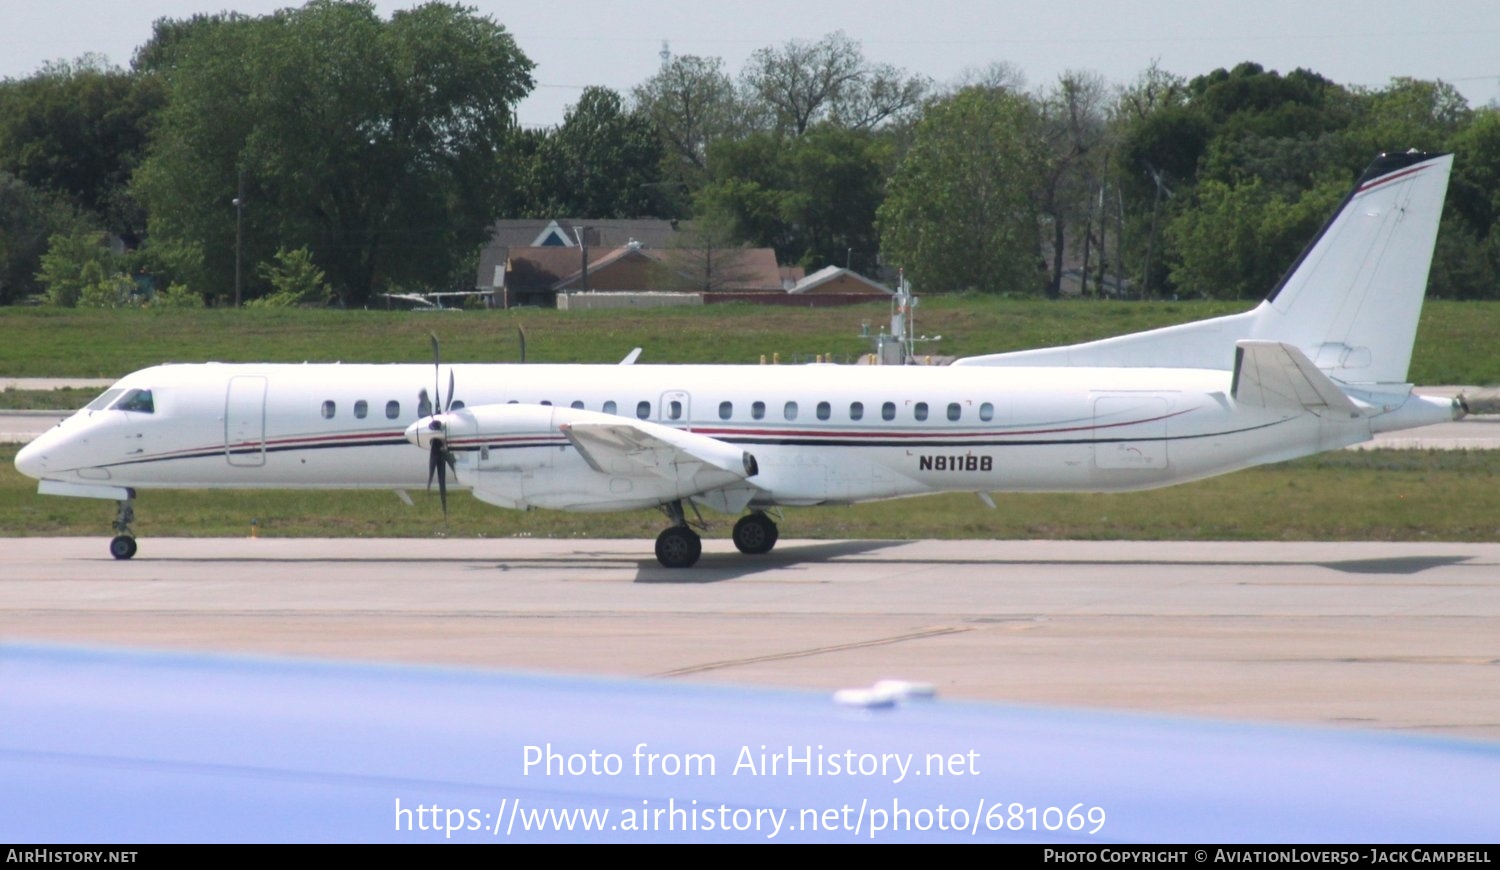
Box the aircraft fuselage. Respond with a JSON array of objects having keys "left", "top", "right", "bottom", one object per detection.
[{"left": 18, "top": 360, "right": 1411, "bottom": 510}]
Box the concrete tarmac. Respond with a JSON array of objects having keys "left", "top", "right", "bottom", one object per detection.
[{"left": 4, "top": 536, "right": 1497, "bottom": 741}]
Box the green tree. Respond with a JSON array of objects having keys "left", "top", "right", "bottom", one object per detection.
[
  {"left": 0, "top": 172, "right": 87, "bottom": 303},
  {"left": 697, "top": 125, "right": 888, "bottom": 273},
  {"left": 149, "top": 283, "right": 205, "bottom": 309},
  {"left": 631, "top": 54, "right": 743, "bottom": 192},
  {"left": 0, "top": 55, "right": 164, "bottom": 241},
  {"left": 1036, "top": 71, "right": 1111, "bottom": 297},
  {"left": 250, "top": 246, "right": 331, "bottom": 307},
  {"left": 133, "top": 0, "right": 533, "bottom": 305},
  {"left": 1166, "top": 176, "right": 1345, "bottom": 299},
  {"left": 1115, "top": 62, "right": 1371, "bottom": 297},
  {"left": 1345, "top": 77, "right": 1470, "bottom": 158},
  {"left": 739, "top": 31, "right": 926, "bottom": 136},
  {"left": 78, "top": 271, "right": 139, "bottom": 309},
  {"left": 1429, "top": 106, "right": 1500, "bottom": 299},
  {"left": 878, "top": 87, "right": 1046, "bottom": 294},
  {"left": 528, "top": 87, "right": 673, "bottom": 219},
  {"left": 36, "top": 227, "right": 124, "bottom": 307}
]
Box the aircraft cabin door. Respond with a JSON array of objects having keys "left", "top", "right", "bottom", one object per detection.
[
  {"left": 659, "top": 390, "right": 692, "bottom": 430},
  {"left": 225, "top": 376, "right": 267, "bottom": 467}
]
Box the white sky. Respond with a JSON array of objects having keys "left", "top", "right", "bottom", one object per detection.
[{"left": 3, "top": 0, "right": 1498, "bottom": 128}]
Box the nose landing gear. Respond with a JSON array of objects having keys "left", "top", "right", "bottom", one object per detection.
[{"left": 109, "top": 498, "right": 137, "bottom": 560}]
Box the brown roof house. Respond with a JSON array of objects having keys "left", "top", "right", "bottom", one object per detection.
[
  {"left": 476, "top": 219, "right": 692, "bottom": 301},
  {"left": 479, "top": 218, "right": 893, "bottom": 309},
  {"left": 498, "top": 240, "right": 786, "bottom": 309}
]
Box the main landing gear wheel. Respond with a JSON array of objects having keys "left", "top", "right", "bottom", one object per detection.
[
  {"left": 655, "top": 526, "right": 702, "bottom": 569},
  {"left": 732, "top": 512, "right": 779, "bottom": 555},
  {"left": 109, "top": 535, "right": 138, "bottom": 560}
]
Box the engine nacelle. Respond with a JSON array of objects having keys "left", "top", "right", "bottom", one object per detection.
[{"left": 408, "top": 403, "right": 758, "bottom": 512}]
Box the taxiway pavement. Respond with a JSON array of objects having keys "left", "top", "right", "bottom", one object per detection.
[{"left": 4, "top": 536, "right": 1497, "bottom": 741}]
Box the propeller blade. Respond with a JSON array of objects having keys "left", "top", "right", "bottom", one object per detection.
[
  {"left": 426, "top": 439, "right": 449, "bottom": 520},
  {"left": 424, "top": 333, "right": 452, "bottom": 520},
  {"left": 517, "top": 326, "right": 526, "bottom": 364},
  {"left": 435, "top": 443, "right": 449, "bottom": 519}
]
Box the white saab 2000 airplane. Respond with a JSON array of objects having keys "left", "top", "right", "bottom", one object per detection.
[{"left": 15, "top": 152, "right": 1463, "bottom": 568}]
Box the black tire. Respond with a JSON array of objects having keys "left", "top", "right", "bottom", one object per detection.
[
  {"left": 109, "top": 535, "right": 137, "bottom": 560},
  {"left": 732, "top": 513, "right": 779, "bottom": 555},
  {"left": 655, "top": 526, "right": 702, "bottom": 568}
]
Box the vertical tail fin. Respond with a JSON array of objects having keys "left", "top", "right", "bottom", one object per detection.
[
  {"left": 953, "top": 151, "right": 1453, "bottom": 381},
  {"left": 1248, "top": 151, "right": 1452, "bottom": 385}
]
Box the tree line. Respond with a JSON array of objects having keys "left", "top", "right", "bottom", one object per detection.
[{"left": 2, "top": 0, "right": 1497, "bottom": 308}]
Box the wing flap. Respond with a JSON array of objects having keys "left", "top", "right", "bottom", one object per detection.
[{"left": 560, "top": 419, "right": 758, "bottom": 483}]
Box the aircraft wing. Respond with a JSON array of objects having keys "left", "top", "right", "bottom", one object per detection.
[
  {"left": 1231, "top": 340, "right": 1365, "bottom": 417},
  {"left": 560, "top": 419, "right": 759, "bottom": 482}
]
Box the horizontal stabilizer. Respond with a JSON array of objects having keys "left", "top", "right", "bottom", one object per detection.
[{"left": 1231, "top": 340, "right": 1363, "bottom": 418}]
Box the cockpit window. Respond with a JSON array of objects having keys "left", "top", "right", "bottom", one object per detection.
[
  {"left": 86, "top": 389, "right": 124, "bottom": 411},
  {"left": 112, "top": 389, "right": 155, "bottom": 414}
]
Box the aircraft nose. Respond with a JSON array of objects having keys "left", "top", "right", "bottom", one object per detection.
[{"left": 14, "top": 437, "right": 47, "bottom": 479}]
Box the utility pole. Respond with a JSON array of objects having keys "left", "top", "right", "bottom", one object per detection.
[
  {"left": 573, "top": 226, "right": 590, "bottom": 292},
  {"left": 233, "top": 169, "right": 245, "bottom": 307}
]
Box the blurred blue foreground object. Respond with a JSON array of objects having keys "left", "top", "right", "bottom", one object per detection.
[{"left": 2, "top": 643, "right": 1496, "bottom": 843}]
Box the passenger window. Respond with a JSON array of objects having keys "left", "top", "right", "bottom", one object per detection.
[
  {"left": 418, "top": 393, "right": 432, "bottom": 417},
  {"left": 636, "top": 400, "right": 651, "bottom": 420},
  {"left": 385, "top": 400, "right": 400, "bottom": 419},
  {"left": 354, "top": 400, "right": 368, "bottom": 419},
  {"left": 979, "top": 402, "right": 994, "bottom": 422},
  {"left": 570, "top": 401, "right": 584, "bottom": 410},
  {"left": 114, "top": 389, "right": 155, "bottom": 414},
  {"left": 321, "top": 400, "right": 336, "bottom": 419},
  {"left": 719, "top": 401, "right": 733, "bottom": 420},
  {"left": 540, "top": 400, "right": 552, "bottom": 406},
  {"left": 914, "top": 402, "right": 928, "bottom": 422},
  {"left": 668, "top": 400, "right": 683, "bottom": 420},
  {"left": 947, "top": 402, "right": 961, "bottom": 422},
  {"left": 784, "top": 401, "right": 798, "bottom": 421},
  {"left": 450, "top": 400, "right": 465, "bottom": 410},
  {"left": 752, "top": 401, "right": 766, "bottom": 420},
  {"left": 881, "top": 402, "right": 896, "bottom": 421},
  {"left": 849, "top": 401, "right": 863, "bottom": 421},
  {"left": 603, "top": 400, "right": 617, "bottom": 415},
  {"left": 816, "top": 401, "right": 831, "bottom": 421}
]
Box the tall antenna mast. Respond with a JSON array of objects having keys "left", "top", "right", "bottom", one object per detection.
[{"left": 660, "top": 40, "right": 671, "bottom": 69}]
